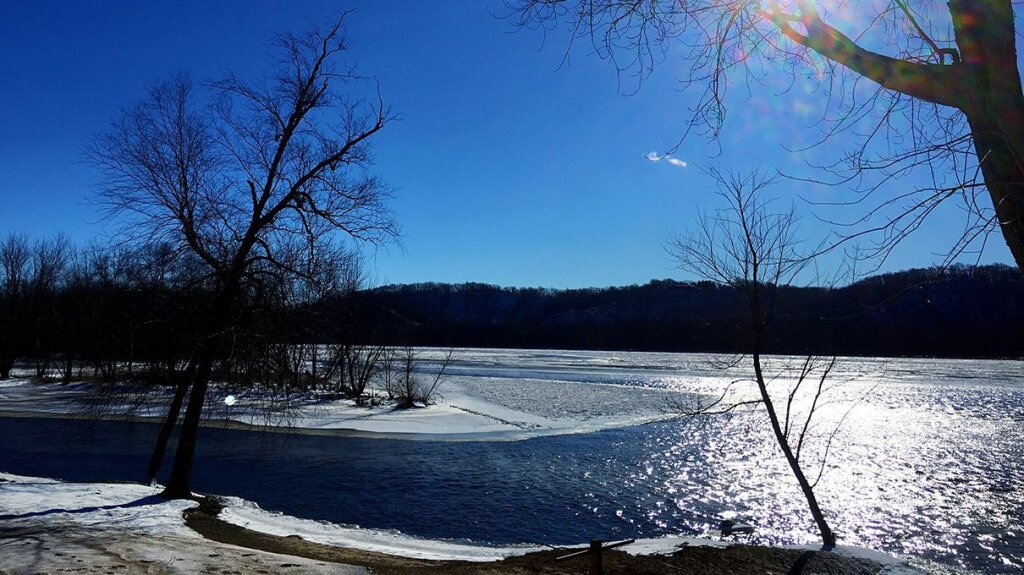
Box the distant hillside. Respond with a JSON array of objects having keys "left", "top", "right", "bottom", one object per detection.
[{"left": 332, "top": 264, "right": 1024, "bottom": 359}]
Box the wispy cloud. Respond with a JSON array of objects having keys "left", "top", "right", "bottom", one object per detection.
[{"left": 646, "top": 151, "right": 688, "bottom": 168}]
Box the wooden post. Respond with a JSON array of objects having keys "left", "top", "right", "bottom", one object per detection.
[
  {"left": 590, "top": 539, "right": 603, "bottom": 575},
  {"left": 554, "top": 538, "right": 633, "bottom": 571}
]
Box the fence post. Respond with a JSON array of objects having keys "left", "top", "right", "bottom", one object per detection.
[{"left": 590, "top": 539, "right": 603, "bottom": 575}]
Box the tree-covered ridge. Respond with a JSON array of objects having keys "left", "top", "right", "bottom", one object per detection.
[{"left": 349, "top": 264, "right": 1023, "bottom": 358}]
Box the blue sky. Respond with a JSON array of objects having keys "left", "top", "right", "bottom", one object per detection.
[{"left": 0, "top": 1, "right": 1014, "bottom": 288}]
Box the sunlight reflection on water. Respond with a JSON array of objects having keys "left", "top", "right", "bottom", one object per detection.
[
  {"left": 1, "top": 350, "right": 1021, "bottom": 574},
  {"left": 431, "top": 350, "right": 1024, "bottom": 573}
]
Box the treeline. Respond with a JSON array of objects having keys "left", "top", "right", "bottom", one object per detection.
[
  {"left": 0, "top": 235, "right": 338, "bottom": 388},
  {"left": 0, "top": 236, "right": 197, "bottom": 381},
  {"left": 342, "top": 264, "right": 1024, "bottom": 359},
  {"left": 0, "top": 234, "right": 452, "bottom": 406},
  {"left": 3, "top": 232, "right": 1020, "bottom": 369}
]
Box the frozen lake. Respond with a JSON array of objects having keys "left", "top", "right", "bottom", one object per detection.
[{"left": 1, "top": 349, "right": 1022, "bottom": 573}]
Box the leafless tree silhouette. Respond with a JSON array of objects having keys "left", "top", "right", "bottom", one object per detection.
[
  {"left": 0, "top": 235, "right": 32, "bottom": 380},
  {"left": 508, "top": 1, "right": 1024, "bottom": 271},
  {"left": 0, "top": 235, "right": 71, "bottom": 380},
  {"left": 667, "top": 168, "right": 843, "bottom": 548},
  {"left": 89, "top": 13, "right": 396, "bottom": 497}
]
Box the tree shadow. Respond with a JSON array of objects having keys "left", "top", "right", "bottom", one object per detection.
[
  {"left": 786, "top": 547, "right": 843, "bottom": 575},
  {"left": 788, "top": 550, "right": 816, "bottom": 575},
  {"left": 0, "top": 529, "right": 48, "bottom": 571},
  {"left": 0, "top": 494, "right": 166, "bottom": 521}
]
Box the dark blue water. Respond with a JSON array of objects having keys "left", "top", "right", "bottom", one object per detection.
[
  {"left": 0, "top": 416, "right": 707, "bottom": 545},
  {"left": 2, "top": 414, "right": 1020, "bottom": 574}
]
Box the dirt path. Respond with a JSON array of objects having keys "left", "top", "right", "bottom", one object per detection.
[{"left": 184, "top": 498, "right": 883, "bottom": 575}]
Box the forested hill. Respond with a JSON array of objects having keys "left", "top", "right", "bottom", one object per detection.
[{"left": 345, "top": 264, "right": 1024, "bottom": 359}]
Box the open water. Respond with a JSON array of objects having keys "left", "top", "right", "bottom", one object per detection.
[{"left": 1, "top": 349, "right": 1021, "bottom": 573}]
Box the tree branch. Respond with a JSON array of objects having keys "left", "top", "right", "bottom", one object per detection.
[{"left": 765, "top": 3, "right": 967, "bottom": 108}]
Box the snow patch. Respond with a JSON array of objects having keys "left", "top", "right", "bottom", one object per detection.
[
  {"left": 0, "top": 472, "right": 369, "bottom": 574},
  {"left": 218, "top": 495, "right": 542, "bottom": 561},
  {"left": 0, "top": 374, "right": 682, "bottom": 440},
  {"left": 0, "top": 471, "right": 197, "bottom": 538}
]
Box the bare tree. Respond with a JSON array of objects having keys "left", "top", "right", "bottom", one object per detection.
[
  {"left": 26, "top": 236, "right": 72, "bottom": 379},
  {"left": 391, "top": 347, "right": 455, "bottom": 409},
  {"left": 0, "top": 234, "right": 31, "bottom": 380},
  {"left": 89, "top": 14, "right": 396, "bottom": 498},
  {"left": 378, "top": 346, "right": 400, "bottom": 400},
  {"left": 508, "top": 1, "right": 1024, "bottom": 271},
  {"left": 327, "top": 343, "right": 385, "bottom": 400},
  {"left": 310, "top": 251, "right": 387, "bottom": 401},
  {"left": 0, "top": 234, "right": 72, "bottom": 380},
  {"left": 667, "top": 168, "right": 838, "bottom": 548},
  {"left": 418, "top": 348, "right": 456, "bottom": 405}
]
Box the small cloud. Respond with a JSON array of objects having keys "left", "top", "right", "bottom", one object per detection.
[{"left": 646, "top": 151, "right": 687, "bottom": 168}]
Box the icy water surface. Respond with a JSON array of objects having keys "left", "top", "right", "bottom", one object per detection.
[{"left": 2, "top": 349, "right": 1022, "bottom": 574}]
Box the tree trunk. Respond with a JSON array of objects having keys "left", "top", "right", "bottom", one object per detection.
[
  {"left": 62, "top": 356, "right": 73, "bottom": 384},
  {"left": 339, "top": 343, "right": 349, "bottom": 395},
  {"left": 311, "top": 343, "right": 317, "bottom": 382},
  {"left": 967, "top": 112, "right": 1024, "bottom": 271},
  {"left": 752, "top": 352, "right": 837, "bottom": 549},
  {"left": 952, "top": 0, "right": 1024, "bottom": 271},
  {"left": 161, "top": 281, "right": 237, "bottom": 499},
  {"left": 145, "top": 359, "right": 194, "bottom": 484},
  {"left": 161, "top": 337, "right": 219, "bottom": 498}
]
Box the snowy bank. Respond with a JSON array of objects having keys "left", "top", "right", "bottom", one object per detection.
[
  {"left": 0, "top": 472, "right": 928, "bottom": 574},
  {"left": 217, "top": 495, "right": 542, "bottom": 561},
  {"left": 0, "top": 472, "right": 367, "bottom": 574},
  {"left": 0, "top": 374, "right": 679, "bottom": 440}
]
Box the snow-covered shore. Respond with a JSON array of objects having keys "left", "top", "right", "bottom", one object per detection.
[
  {"left": 215, "top": 495, "right": 926, "bottom": 573},
  {"left": 0, "top": 472, "right": 925, "bottom": 574},
  {"left": 0, "top": 374, "right": 678, "bottom": 439},
  {"left": 0, "top": 472, "right": 368, "bottom": 574}
]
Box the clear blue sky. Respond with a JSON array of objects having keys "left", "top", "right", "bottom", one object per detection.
[{"left": 0, "top": 1, "right": 1014, "bottom": 288}]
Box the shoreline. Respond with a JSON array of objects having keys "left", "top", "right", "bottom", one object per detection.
[
  {"left": 188, "top": 501, "right": 886, "bottom": 575},
  {"left": 0, "top": 472, "right": 898, "bottom": 575},
  {"left": 0, "top": 408, "right": 673, "bottom": 443},
  {"left": 0, "top": 374, "right": 680, "bottom": 441},
  {"left": 0, "top": 409, "right": 543, "bottom": 442}
]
